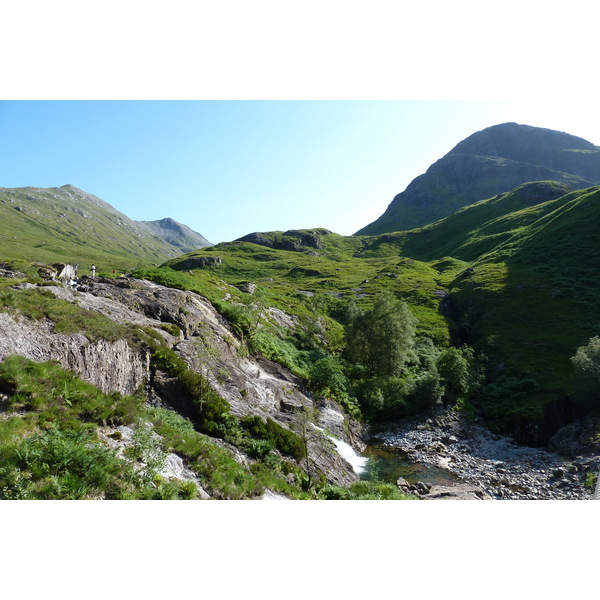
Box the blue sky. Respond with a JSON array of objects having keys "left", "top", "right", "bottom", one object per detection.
[{"left": 2, "top": 99, "right": 600, "bottom": 245}]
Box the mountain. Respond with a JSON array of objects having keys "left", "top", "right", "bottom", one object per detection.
[
  {"left": 138, "top": 218, "right": 212, "bottom": 254},
  {"left": 0, "top": 184, "right": 212, "bottom": 272},
  {"left": 356, "top": 123, "right": 600, "bottom": 235}
]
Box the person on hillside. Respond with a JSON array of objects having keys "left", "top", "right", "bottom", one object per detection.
[{"left": 91, "top": 264, "right": 96, "bottom": 277}]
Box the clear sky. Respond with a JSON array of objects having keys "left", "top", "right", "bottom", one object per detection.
[{"left": 2, "top": 99, "right": 600, "bottom": 245}]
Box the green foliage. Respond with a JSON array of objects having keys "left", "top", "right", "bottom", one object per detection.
[
  {"left": 0, "top": 286, "right": 134, "bottom": 343},
  {"left": 0, "top": 355, "right": 143, "bottom": 428},
  {"left": 212, "top": 299, "right": 261, "bottom": 345},
  {"left": 345, "top": 293, "right": 417, "bottom": 378},
  {"left": 145, "top": 406, "right": 265, "bottom": 499},
  {"left": 251, "top": 329, "right": 311, "bottom": 380},
  {"left": 318, "top": 480, "right": 412, "bottom": 500},
  {"left": 436, "top": 345, "right": 483, "bottom": 403},
  {"left": 240, "top": 415, "right": 305, "bottom": 460},
  {"left": 354, "top": 366, "right": 443, "bottom": 421},
  {"left": 161, "top": 322, "right": 181, "bottom": 337},
  {"left": 308, "top": 355, "right": 348, "bottom": 399},
  {"left": 479, "top": 373, "right": 541, "bottom": 431},
  {"left": 0, "top": 426, "right": 131, "bottom": 500},
  {"left": 571, "top": 336, "right": 600, "bottom": 383},
  {"left": 0, "top": 357, "right": 195, "bottom": 500}
]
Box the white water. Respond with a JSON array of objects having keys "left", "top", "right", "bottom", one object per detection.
[
  {"left": 313, "top": 424, "right": 368, "bottom": 475},
  {"left": 329, "top": 436, "right": 368, "bottom": 475}
]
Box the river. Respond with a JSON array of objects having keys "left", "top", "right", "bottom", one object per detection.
[{"left": 353, "top": 407, "right": 597, "bottom": 500}]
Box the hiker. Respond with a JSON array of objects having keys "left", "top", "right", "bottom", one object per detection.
[{"left": 91, "top": 264, "right": 96, "bottom": 277}]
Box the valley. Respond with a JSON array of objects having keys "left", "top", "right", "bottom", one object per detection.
[{"left": 2, "top": 122, "right": 600, "bottom": 500}]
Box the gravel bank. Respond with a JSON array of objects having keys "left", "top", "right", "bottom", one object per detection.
[{"left": 373, "top": 407, "right": 599, "bottom": 500}]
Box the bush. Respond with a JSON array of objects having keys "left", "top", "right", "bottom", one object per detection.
[
  {"left": 308, "top": 355, "right": 348, "bottom": 400},
  {"left": 318, "top": 481, "right": 410, "bottom": 500},
  {"left": 480, "top": 373, "right": 540, "bottom": 431},
  {"left": 240, "top": 415, "right": 305, "bottom": 460},
  {"left": 572, "top": 336, "right": 600, "bottom": 383},
  {"left": 436, "top": 345, "right": 482, "bottom": 403},
  {"left": 355, "top": 367, "right": 443, "bottom": 421}
]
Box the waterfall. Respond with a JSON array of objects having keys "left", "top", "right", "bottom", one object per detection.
[
  {"left": 329, "top": 436, "right": 368, "bottom": 475},
  {"left": 313, "top": 424, "right": 367, "bottom": 475}
]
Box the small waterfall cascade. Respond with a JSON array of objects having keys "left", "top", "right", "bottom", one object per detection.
[
  {"left": 329, "top": 436, "right": 368, "bottom": 475},
  {"left": 313, "top": 423, "right": 368, "bottom": 475}
]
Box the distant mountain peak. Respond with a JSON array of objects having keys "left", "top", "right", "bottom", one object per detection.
[
  {"left": 138, "top": 218, "right": 212, "bottom": 252},
  {"left": 356, "top": 123, "right": 600, "bottom": 236}
]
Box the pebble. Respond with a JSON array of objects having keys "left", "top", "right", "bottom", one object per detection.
[{"left": 374, "top": 407, "right": 597, "bottom": 500}]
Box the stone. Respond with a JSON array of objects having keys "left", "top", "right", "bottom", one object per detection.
[
  {"left": 396, "top": 477, "right": 411, "bottom": 490},
  {"left": 237, "top": 282, "right": 257, "bottom": 294},
  {"left": 429, "top": 441, "right": 448, "bottom": 453},
  {"left": 423, "top": 483, "right": 491, "bottom": 500},
  {"left": 442, "top": 434, "right": 459, "bottom": 445},
  {"left": 174, "top": 255, "right": 222, "bottom": 270}
]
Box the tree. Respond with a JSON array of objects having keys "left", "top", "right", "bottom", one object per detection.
[
  {"left": 292, "top": 407, "right": 331, "bottom": 492},
  {"left": 436, "top": 345, "right": 481, "bottom": 403},
  {"left": 345, "top": 293, "right": 417, "bottom": 378},
  {"left": 308, "top": 355, "right": 348, "bottom": 400},
  {"left": 572, "top": 336, "right": 600, "bottom": 382}
]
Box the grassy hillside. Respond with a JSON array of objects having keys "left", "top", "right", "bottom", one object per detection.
[
  {"left": 0, "top": 185, "right": 208, "bottom": 274},
  {"left": 135, "top": 185, "right": 600, "bottom": 442},
  {"left": 422, "top": 186, "right": 600, "bottom": 437},
  {"left": 3, "top": 178, "right": 600, "bottom": 446},
  {"left": 152, "top": 228, "right": 453, "bottom": 346}
]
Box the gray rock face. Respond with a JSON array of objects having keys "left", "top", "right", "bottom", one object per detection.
[
  {"left": 137, "top": 217, "right": 212, "bottom": 252},
  {"left": 171, "top": 255, "right": 222, "bottom": 270},
  {"left": 0, "top": 312, "right": 147, "bottom": 395},
  {"left": 236, "top": 229, "right": 327, "bottom": 253},
  {"left": 422, "top": 484, "right": 491, "bottom": 500},
  {"left": 0, "top": 273, "right": 361, "bottom": 488}
]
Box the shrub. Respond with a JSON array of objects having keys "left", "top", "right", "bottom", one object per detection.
[{"left": 240, "top": 415, "right": 305, "bottom": 460}]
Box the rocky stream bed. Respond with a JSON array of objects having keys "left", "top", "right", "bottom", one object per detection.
[{"left": 369, "top": 407, "right": 600, "bottom": 500}]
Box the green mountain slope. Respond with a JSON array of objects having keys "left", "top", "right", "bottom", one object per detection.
[
  {"left": 142, "top": 181, "right": 600, "bottom": 443},
  {"left": 356, "top": 181, "right": 588, "bottom": 262},
  {"left": 0, "top": 185, "right": 211, "bottom": 273},
  {"left": 155, "top": 228, "right": 452, "bottom": 346},
  {"left": 356, "top": 123, "right": 600, "bottom": 236}
]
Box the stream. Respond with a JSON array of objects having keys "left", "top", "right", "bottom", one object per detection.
[{"left": 351, "top": 407, "right": 599, "bottom": 500}]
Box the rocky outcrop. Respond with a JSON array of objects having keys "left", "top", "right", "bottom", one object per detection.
[
  {"left": 1, "top": 273, "right": 360, "bottom": 488},
  {"left": 172, "top": 255, "right": 222, "bottom": 270},
  {"left": 0, "top": 312, "right": 147, "bottom": 395},
  {"left": 236, "top": 230, "right": 327, "bottom": 253}
]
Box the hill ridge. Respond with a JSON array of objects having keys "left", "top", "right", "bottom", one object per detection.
[{"left": 356, "top": 122, "right": 600, "bottom": 236}]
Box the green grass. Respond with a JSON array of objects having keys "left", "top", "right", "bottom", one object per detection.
[
  {"left": 0, "top": 283, "right": 136, "bottom": 343},
  {"left": 0, "top": 185, "right": 194, "bottom": 274},
  {"left": 155, "top": 229, "right": 453, "bottom": 346},
  {"left": 0, "top": 355, "right": 316, "bottom": 500}
]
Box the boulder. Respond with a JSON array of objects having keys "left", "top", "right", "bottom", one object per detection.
[
  {"left": 423, "top": 483, "right": 491, "bottom": 500},
  {"left": 174, "top": 255, "right": 222, "bottom": 270}
]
